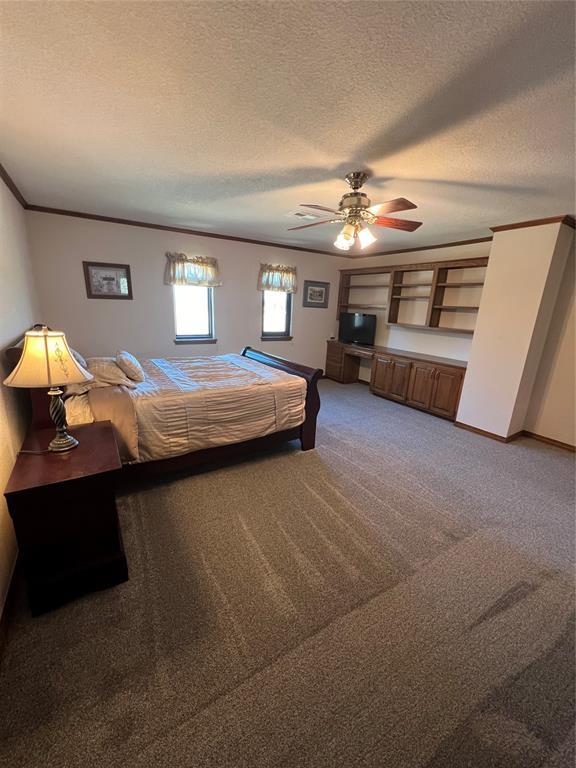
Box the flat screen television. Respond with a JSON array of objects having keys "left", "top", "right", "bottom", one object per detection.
[{"left": 338, "top": 312, "right": 377, "bottom": 346}]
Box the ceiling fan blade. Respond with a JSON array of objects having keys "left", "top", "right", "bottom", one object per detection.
[
  {"left": 287, "top": 219, "right": 337, "bottom": 231},
  {"left": 374, "top": 217, "right": 423, "bottom": 232},
  {"left": 299, "top": 204, "right": 341, "bottom": 214},
  {"left": 368, "top": 198, "right": 417, "bottom": 215}
]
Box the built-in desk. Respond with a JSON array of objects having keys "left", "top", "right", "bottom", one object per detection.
[{"left": 326, "top": 340, "right": 467, "bottom": 421}]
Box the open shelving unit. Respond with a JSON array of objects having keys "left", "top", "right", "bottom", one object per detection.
[{"left": 337, "top": 256, "right": 488, "bottom": 336}]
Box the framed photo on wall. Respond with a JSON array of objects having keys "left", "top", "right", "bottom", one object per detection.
[
  {"left": 302, "top": 280, "right": 330, "bottom": 308},
  {"left": 83, "top": 261, "right": 133, "bottom": 299}
]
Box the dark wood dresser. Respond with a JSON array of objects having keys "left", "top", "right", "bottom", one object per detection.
[
  {"left": 326, "top": 340, "right": 466, "bottom": 421},
  {"left": 4, "top": 421, "right": 128, "bottom": 615}
]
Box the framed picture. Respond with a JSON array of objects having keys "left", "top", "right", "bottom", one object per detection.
[
  {"left": 302, "top": 280, "right": 330, "bottom": 308},
  {"left": 83, "top": 261, "right": 133, "bottom": 299}
]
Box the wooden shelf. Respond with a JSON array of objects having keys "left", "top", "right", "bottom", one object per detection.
[
  {"left": 388, "top": 322, "right": 474, "bottom": 335},
  {"left": 436, "top": 281, "right": 484, "bottom": 287},
  {"left": 392, "top": 295, "right": 430, "bottom": 301},
  {"left": 393, "top": 282, "right": 433, "bottom": 288},
  {"left": 347, "top": 304, "right": 387, "bottom": 310},
  {"left": 387, "top": 322, "right": 427, "bottom": 329},
  {"left": 349, "top": 284, "right": 390, "bottom": 289},
  {"left": 434, "top": 305, "right": 479, "bottom": 312}
]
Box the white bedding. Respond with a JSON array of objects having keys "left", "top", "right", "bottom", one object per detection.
[{"left": 65, "top": 354, "right": 307, "bottom": 463}]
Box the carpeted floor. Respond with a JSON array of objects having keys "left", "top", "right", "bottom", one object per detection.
[{"left": 1, "top": 380, "right": 574, "bottom": 767}]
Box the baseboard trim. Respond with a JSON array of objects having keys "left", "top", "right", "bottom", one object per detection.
[
  {"left": 454, "top": 422, "right": 522, "bottom": 443},
  {"left": 454, "top": 422, "right": 576, "bottom": 451},
  {"left": 521, "top": 431, "right": 575, "bottom": 452}
]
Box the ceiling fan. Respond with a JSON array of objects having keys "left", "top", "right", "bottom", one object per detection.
[{"left": 287, "top": 171, "right": 422, "bottom": 251}]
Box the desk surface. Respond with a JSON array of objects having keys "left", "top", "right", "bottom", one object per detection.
[{"left": 330, "top": 341, "right": 467, "bottom": 369}]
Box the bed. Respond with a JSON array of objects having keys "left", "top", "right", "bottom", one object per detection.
[{"left": 9, "top": 345, "right": 322, "bottom": 476}]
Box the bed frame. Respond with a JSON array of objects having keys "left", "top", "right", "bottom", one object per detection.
[
  {"left": 125, "top": 347, "right": 322, "bottom": 479},
  {"left": 7, "top": 345, "right": 323, "bottom": 477}
]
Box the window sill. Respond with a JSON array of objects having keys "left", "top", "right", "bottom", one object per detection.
[
  {"left": 260, "top": 336, "right": 293, "bottom": 342},
  {"left": 174, "top": 338, "right": 218, "bottom": 345}
]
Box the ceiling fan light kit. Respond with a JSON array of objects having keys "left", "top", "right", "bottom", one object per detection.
[{"left": 287, "top": 171, "right": 422, "bottom": 251}]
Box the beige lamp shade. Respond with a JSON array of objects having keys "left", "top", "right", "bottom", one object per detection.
[{"left": 3, "top": 327, "right": 93, "bottom": 389}]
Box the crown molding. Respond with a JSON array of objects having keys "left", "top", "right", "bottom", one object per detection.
[
  {"left": 0, "top": 162, "right": 28, "bottom": 208},
  {"left": 490, "top": 215, "right": 575, "bottom": 232}
]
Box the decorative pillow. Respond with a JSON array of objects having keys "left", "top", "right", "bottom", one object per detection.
[
  {"left": 65, "top": 358, "right": 136, "bottom": 396},
  {"left": 116, "top": 350, "right": 145, "bottom": 382},
  {"left": 86, "top": 357, "right": 137, "bottom": 388}
]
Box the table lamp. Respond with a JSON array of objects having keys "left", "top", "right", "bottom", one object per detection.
[{"left": 3, "top": 326, "right": 93, "bottom": 452}]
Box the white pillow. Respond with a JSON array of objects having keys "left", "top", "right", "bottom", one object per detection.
[{"left": 116, "top": 350, "right": 145, "bottom": 382}]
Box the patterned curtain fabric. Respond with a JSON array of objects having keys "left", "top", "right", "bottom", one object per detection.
[
  {"left": 164, "top": 252, "right": 222, "bottom": 287},
  {"left": 257, "top": 264, "right": 297, "bottom": 293}
]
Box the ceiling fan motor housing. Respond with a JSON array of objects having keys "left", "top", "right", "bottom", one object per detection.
[
  {"left": 339, "top": 192, "right": 371, "bottom": 210},
  {"left": 339, "top": 192, "right": 374, "bottom": 225}
]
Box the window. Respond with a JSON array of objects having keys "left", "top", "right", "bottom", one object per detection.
[
  {"left": 173, "top": 285, "right": 215, "bottom": 341},
  {"left": 261, "top": 290, "right": 292, "bottom": 339}
]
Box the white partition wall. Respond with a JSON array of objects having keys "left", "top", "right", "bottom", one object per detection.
[{"left": 456, "top": 220, "right": 575, "bottom": 439}]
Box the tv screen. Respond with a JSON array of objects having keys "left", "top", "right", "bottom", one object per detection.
[{"left": 338, "top": 312, "right": 376, "bottom": 346}]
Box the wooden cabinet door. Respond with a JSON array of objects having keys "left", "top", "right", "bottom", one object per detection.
[
  {"left": 406, "top": 363, "right": 434, "bottom": 409},
  {"left": 386, "top": 359, "right": 412, "bottom": 402},
  {"left": 429, "top": 366, "right": 464, "bottom": 419},
  {"left": 370, "top": 356, "right": 392, "bottom": 394}
]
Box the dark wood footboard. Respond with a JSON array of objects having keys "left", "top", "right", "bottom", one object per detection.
[{"left": 240, "top": 346, "right": 322, "bottom": 451}]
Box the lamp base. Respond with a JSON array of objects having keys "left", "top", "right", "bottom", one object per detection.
[
  {"left": 47, "top": 387, "right": 79, "bottom": 452},
  {"left": 48, "top": 431, "right": 79, "bottom": 452}
]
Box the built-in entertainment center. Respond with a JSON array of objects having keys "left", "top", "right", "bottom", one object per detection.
[{"left": 327, "top": 255, "right": 488, "bottom": 421}]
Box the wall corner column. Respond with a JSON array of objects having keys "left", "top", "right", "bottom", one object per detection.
[{"left": 456, "top": 219, "right": 574, "bottom": 439}]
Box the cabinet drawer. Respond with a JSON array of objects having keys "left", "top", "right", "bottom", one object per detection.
[
  {"left": 325, "top": 359, "right": 344, "bottom": 381},
  {"left": 350, "top": 348, "right": 373, "bottom": 360},
  {"left": 326, "top": 342, "right": 344, "bottom": 361}
]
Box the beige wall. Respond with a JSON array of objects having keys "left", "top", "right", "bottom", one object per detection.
[
  {"left": 457, "top": 222, "right": 573, "bottom": 439},
  {"left": 0, "top": 179, "right": 39, "bottom": 614},
  {"left": 525, "top": 246, "right": 575, "bottom": 445},
  {"left": 26, "top": 212, "right": 348, "bottom": 369}
]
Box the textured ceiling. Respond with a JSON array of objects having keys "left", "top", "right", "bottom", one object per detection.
[{"left": 1, "top": 1, "right": 574, "bottom": 255}]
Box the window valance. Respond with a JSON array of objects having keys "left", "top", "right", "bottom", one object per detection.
[
  {"left": 257, "top": 264, "right": 297, "bottom": 293},
  {"left": 164, "top": 252, "right": 222, "bottom": 287}
]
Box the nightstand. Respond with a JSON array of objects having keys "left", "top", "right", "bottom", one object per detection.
[{"left": 4, "top": 421, "right": 128, "bottom": 615}]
